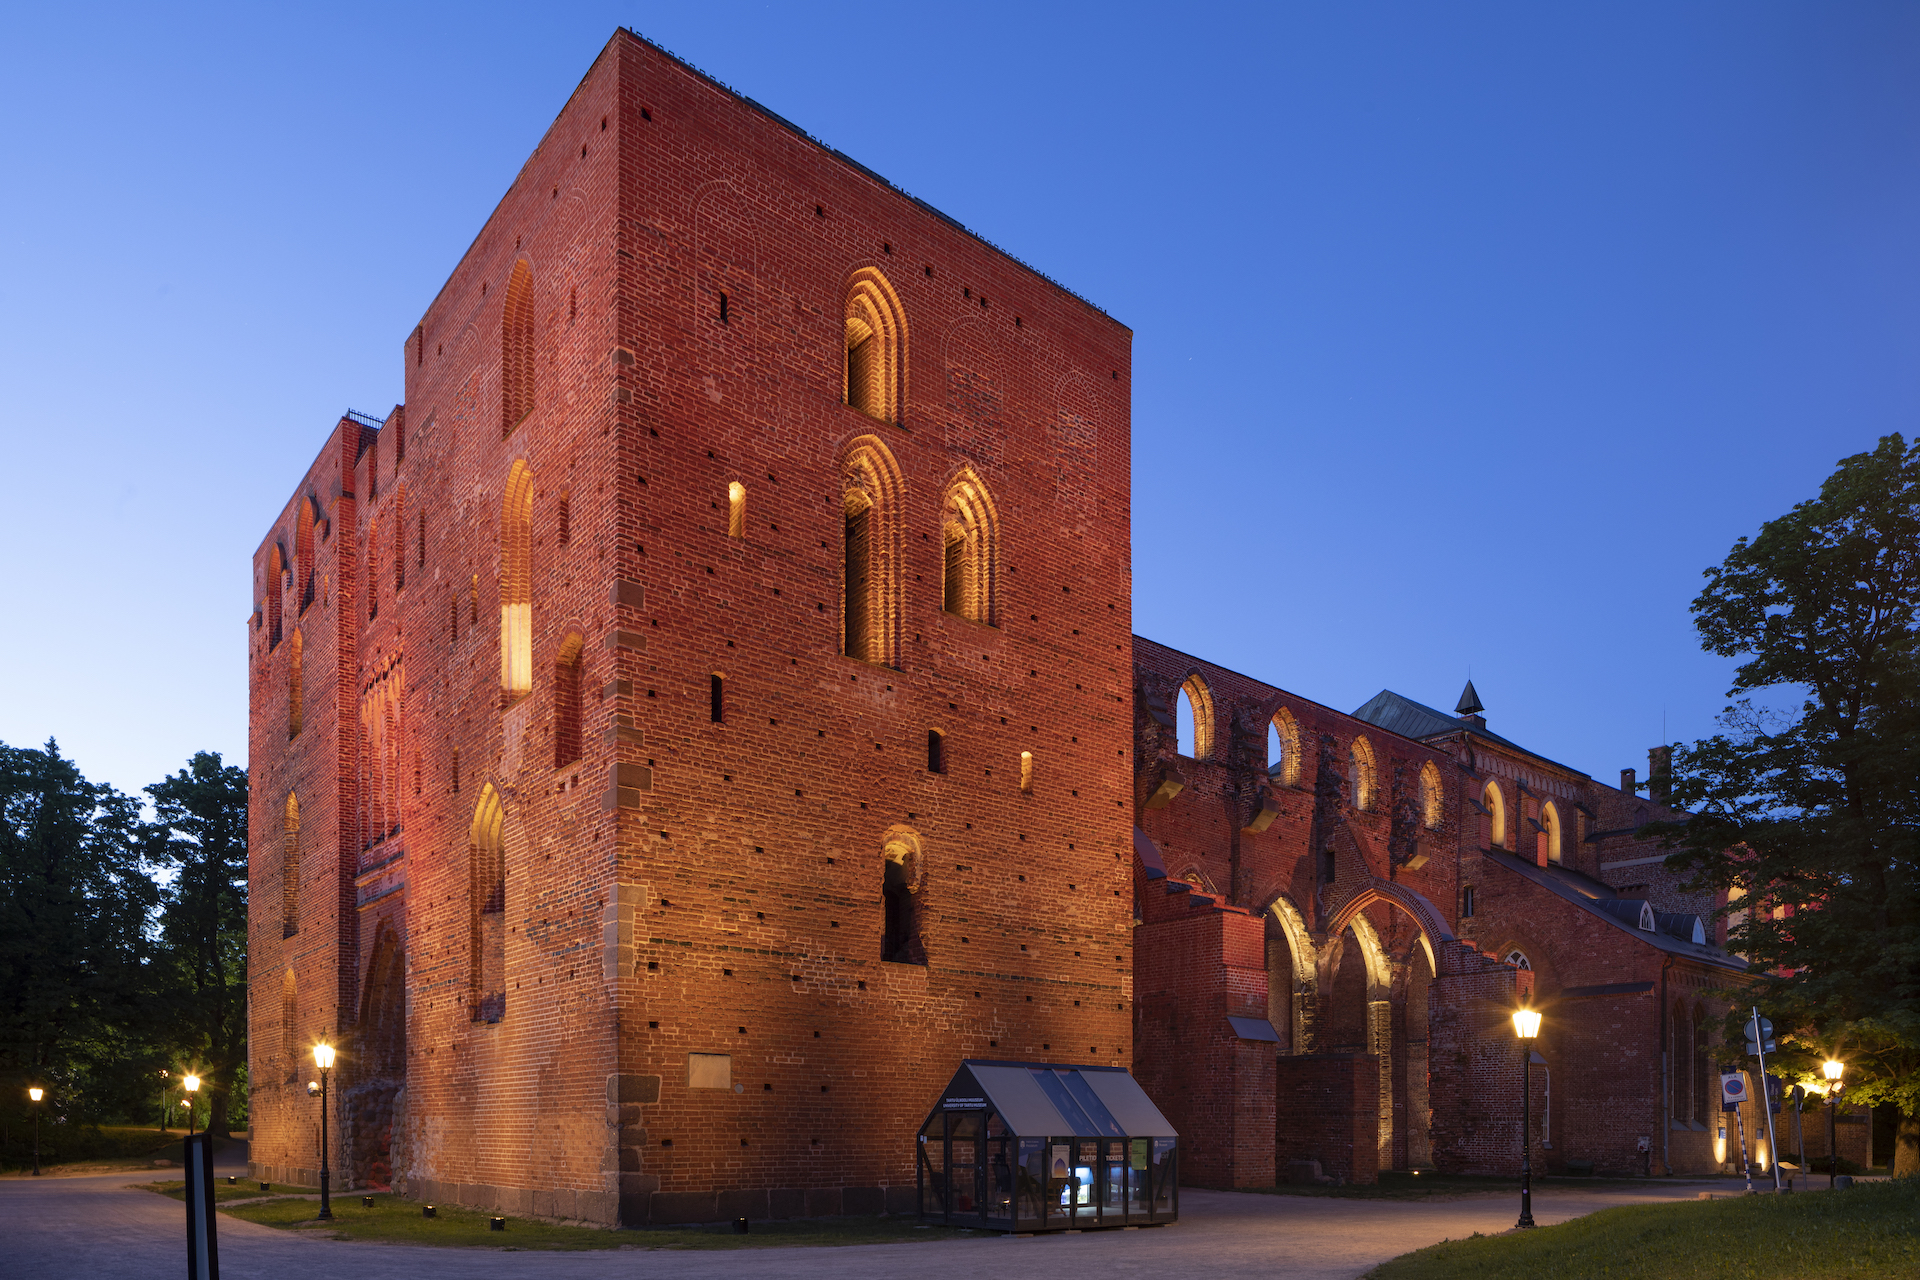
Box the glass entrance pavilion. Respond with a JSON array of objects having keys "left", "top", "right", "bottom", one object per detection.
[{"left": 917, "top": 1060, "right": 1179, "bottom": 1232}]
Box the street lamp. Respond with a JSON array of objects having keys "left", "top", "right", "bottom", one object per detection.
[
  {"left": 183, "top": 1074, "right": 200, "bottom": 1138},
  {"left": 1823, "top": 1059, "right": 1845, "bottom": 1189},
  {"left": 313, "top": 1042, "right": 335, "bottom": 1220},
  {"left": 28, "top": 1087, "right": 43, "bottom": 1177},
  {"left": 1512, "top": 1007, "right": 1543, "bottom": 1229}
]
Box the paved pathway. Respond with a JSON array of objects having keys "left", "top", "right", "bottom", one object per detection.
[{"left": 0, "top": 1164, "right": 1753, "bottom": 1280}]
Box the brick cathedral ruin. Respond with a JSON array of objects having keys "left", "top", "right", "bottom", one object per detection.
[{"left": 247, "top": 29, "right": 1863, "bottom": 1225}]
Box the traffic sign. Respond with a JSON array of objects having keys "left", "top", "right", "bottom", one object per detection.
[{"left": 1720, "top": 1069, "right": 1749, "bottom": 1110}]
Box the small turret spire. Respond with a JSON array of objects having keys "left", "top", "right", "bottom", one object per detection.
[{"left": 1455, "top": 679, "right": 1484, "bottom": 718}]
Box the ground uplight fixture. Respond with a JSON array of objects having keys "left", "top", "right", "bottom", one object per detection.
[
  {"left": 313, "top": 1040, "right": 336, "bottom": 1220},
  {"left": 1512, "top": 1007, "right": 1542, "bottom": 1229}
]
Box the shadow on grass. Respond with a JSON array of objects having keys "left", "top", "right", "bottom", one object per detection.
[
  {"left": 1209, "top": 1170, "right": 1662, "bottom": 1201},
  {"left": 1366, "top": 1177, "right": 1920, "bottom": 1279},
  {"left": 138, "top": 1188, "right": 981, "bottom": 1251}
]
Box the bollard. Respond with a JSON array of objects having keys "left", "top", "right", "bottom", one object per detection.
[{"left": 491, "top": 1217, "right": 506, "bottom": 1231}]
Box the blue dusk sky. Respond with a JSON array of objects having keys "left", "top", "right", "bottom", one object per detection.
[{"left": 2, "top": 2, "right": 1915, "bottom": 798}]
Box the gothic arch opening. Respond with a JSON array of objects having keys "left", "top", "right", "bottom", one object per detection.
[
  {"left": 500, "top": 461, "right": 534, "bottom": 698},
  {"left": 470, "top": 784, "right": 506, "bottom": 1023},
  {"left": 1483, "top": 779, "right": 1508, "bottom": 849},
  {"left": 881, "top": 828, "right": 925, "bottom": 965},
  {"left": 1268, "top": 707, "right": 1301, "bottom": 786},
  {"left": 841, "top": 437, "right": 903, "bottom": 666},
  {"left": 349, "top": 921, "right": 405, "bottom": 1191},
  {"left": 844, "top": 267, "right": 907, "bottom": 423},
  {"left": 940, "top": 468, "right": 1000, "bottom": 625},
  {"left": 1176, "top": 674, "right": 1215, "bottom": 760}
]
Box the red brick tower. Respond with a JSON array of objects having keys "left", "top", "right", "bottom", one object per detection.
[{"left": 246, "top": 29, "right": 1134, "bottom": 1225}]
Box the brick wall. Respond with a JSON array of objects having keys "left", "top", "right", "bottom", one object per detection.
[
  {"left": 248, "top": 28, "right": 1134, "bottom": 1227},
  {"left": 1274, "top": 1054, "right": 1379, "bottom": 1185}
]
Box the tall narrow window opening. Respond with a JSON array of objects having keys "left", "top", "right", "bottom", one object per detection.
[
  {"left": 1349, "top": 736, "right": 1377, "bottom": 811},
  {"left": 266, "top": 546, "right": 284, "bottom": 647},
  {"left": 927, "top": 729, "right": 945, "bottom": 774},
  {"left": 1420, "top": 761, "right": 1443, "bottom": 829},
  {"left": 553, "top": 636, "right": 583, "bottom": 767},
  {"left": 417, "top": 510, "right": 426, "bottom": 569},
  {"left": 500, "top": 461, "right": 534, "bottom": 698},
  {"left": 471, "top": 785, "right": 506, "bottom": 1022},
  {"left": 1019, "top": 751, "right": 1034, "bottom": 794},
  {"left": 1267, "top": 708, "right": 1300, "bottom": 786},
  {"left": 1483, "top": 780, "right": 1507, "bottom": 849},
  {"left": 1176, "top": 674, "right": 1215, "bottom": 759},
  {"left": 939, "top": 470, "right": 999, "bottom": 624},
  {"left": 281, "top": 970, "right": 298, "bottom": 1078},
  {"left": 393, "top": 487, "right": 407, "bottom": 592},
  {"left": 295, "top": 502, "right": 316, "bottom": 611},
  {"left": 843, "top": 269, "right": 908, "bottom": 424},
  {"left": 281, "top": 793, "right": 300, "bottom": 937},
  {"left": 558, "top": 491, "right": 571, "bottom": 547},
  {"left": 1461, "top": 885, "right": 1476, "bottom": 918},
  {"left": 839, "top": 439, "right": 902, "bottom": 666},
  {"left": 367, "top": 518, "right": 379, "bottom": 620},
  {"left": 881, "top": 833, "right": 924, "bottom": 965},
  {"left": 1541, "top": 801, "right": 1563, "bottom": 865},
  {"left": 501, "top": 261, "right": 535, "bottom": 436},
  {"left": 288, "top": 630, "right": 303, "bottom": 739},
  {"left": 709, "top": 673, "right": 725, "bottom": 724},
  {"left": 727, "top": 482, "right": 745, "bottom": 538},
  {"left": 718, "top": 291, "right": 729, "bottom": 324}
]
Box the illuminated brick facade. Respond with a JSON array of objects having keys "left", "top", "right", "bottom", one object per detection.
[{"left": 247, "top": 29, "right": 1133, "bottom": 1226}]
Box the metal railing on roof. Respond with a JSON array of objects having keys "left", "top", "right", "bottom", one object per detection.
[{"left": 345, "top": 409, "right": 386, "bottom": 429}]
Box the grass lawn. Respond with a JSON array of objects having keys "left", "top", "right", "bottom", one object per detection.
[
  {"left": 1, "top": 1127, "right": 240, "bottom": 1176},
  {"left": 139, "top": 1187, "right": 979, "bottom": 1251},
  {"left": 1227, "top": 1170, "right": 1658, "bottom": 1200},
  {"left": 1367, "top": 1178, "right": 1920, "bottom": 1279},
  {"left": 136, "top": 1180, "right": 313, "bottom": 1203}
]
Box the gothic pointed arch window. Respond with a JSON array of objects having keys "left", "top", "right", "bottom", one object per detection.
[
  {"left": 266, "top": 546, "right": 284, "bottom": 647},
  {"left": 1176, "top": 674, "right": 1215, "bottom": 759},
  {"left": 281, "top": 793, "right": 300, "bottom": 937},
  {"left": 500, "top": 461, "right": 534, "bottom": 698},
  {"left": 841, "top": 437, "right": 903, "bottom": 666},
  {"left": 1419, "top": 760, "right": 1443, "bottom": 829},
  {"left": 844, "top": 268, "right": 907, "bottom": 424},
  {"left": 1541, "top": 800, "right": 1563, "bottom": 865},
  {"left": 471, "top": 784, "right": 506, "bottom": 1023},
  {"left": 1268, "top": 707, "right": 1300, "bottom": 786},
  {"left": 1483, "top": 779, "right": 1508, "bottom": 849},
  {"left": 281, "top": 969, "right": 298, "bottom": 1078},
  {"left": 295, "top": 500, "right": 316, "bottom": 611},
  {"left": 501, "top": 260, "right": 535, "bottom": 436},
  {"left": 1349, "top": 735, "right": 1378, "bottom": 811},
  {"left": 940, "top": 469, "right": 1000, "bottom": 625}
]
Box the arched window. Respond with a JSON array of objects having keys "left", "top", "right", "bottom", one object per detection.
[
  {"left": 1267, "top": 708, "right": 1300, "bottom": 787},
  {"left": 1483, "top": 780, "right": 1508, "bottom": 849},
  {"left": 844, "top": 268, "right": 907, "bottom": 424},
  {"left": 471, "top": 785, "right": 506, "bottom": 1023},
  {"left": 553, "top": 634, "right": 583, "bottom": 767},
  {"left": 1541, "top": 801, "right": 1563, "bottom": 865},
  {"left": 881, "top": 830, "right": 924, "bottom": 965},
  {"left": 841, "top": 438, "right": 903, "bottom": 666},
  {"left": 940, "top": 469, "right": 1000, "bottom": 624},
  {"left": 266, "top": 546, "right": 284, "bottom": 647},
  {"left": 288, "top": 630, "right": 303, "bottom": 739},
  {"left": 727, "top": 481, "right": 746, "bottom": 538},
  {"left": 393, "top": 486, "right": 407, "bottom": 593},
  {"left": 501, "top": 260, "right": 535, "bottom": 436},
  {"left": 1419, "top": 760, "right": 1443, "bottom": 829},
  {"left": 500, "top": 461, "right": 534, "bottom": 697},
  {"left": 1349, "top": 736, "right": 1378, "bottom": 811},
  {"left": 1176, "top": 674, "right": 1215, "bottom": 759},
  {"left": 281, "top": 969, "right": 298, "bottom": 1078},
  {"left": 281, "top": 793, "right": 300, "bottom": 937},
  {"left": 295, "top": 501, "right": 316, "bottom": 611},
  {"left": 1505, "top": 948, "right": 1531, "bottom": 971}
]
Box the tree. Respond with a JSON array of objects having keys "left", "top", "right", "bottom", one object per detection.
[
  {"left": 144, "top": 753, "right": 249, "bottom": 1140},
  {"left": 0, "top": 740, "right": 158, "bottom": 1123},
  {"left": 1656, "top": 434, "right": 1920, "bottom": 1175}
]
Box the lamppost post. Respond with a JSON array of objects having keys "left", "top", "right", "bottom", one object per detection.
[
  {"left": 28, "top": 1087, "right": 43, "bottom": 1176},
  {"left": 183, "top": 1074, "right": 200, "bottom": 1138},
  {"left": 1512, "top": 1007, "right": 1542, "bottom": 1229},
  {"left": 313, "top": 1042, "right": 335, "bottom": 1220},
  {"left": 1822, "top": 1060, "right": 1844, "bottom": 1189}
]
